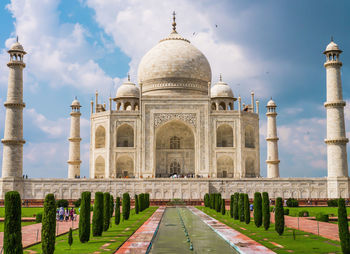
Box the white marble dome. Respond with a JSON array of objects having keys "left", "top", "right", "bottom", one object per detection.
[
  {"left": 71, "top": 99, "right": 80, "bottom": 107},
  {"left": 325, "top": 41, "right": 340, "bottom": 52},
  {"left": 116, "top": 79, "right": 140, "bottom": 98},
  {"left": 9, "top": 42, "right": 25, "bottom": 52},
  {"left": 211, "top": 78, "right": 234, "bottom": 98},
  {"left": 267, "top": 99, "right": 276, "bottom": 107},
  {"left": 137, "top": 31, "right": 211, "bottom": 96}
]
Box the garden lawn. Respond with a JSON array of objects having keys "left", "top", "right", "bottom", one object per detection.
[
  {"left": 0, "top": 207, "right": 43, "bottom": 217},
  {"left": 197, "top": 207, "right": 342, "bottom": 254},
  {"left": 0, "top": 221, "right": 36, "bottom": 232},
  {"left": 24, "top": 207, "right": 158, "bottom": 254},
  {"left": 285, "top": 207, "right": 350, "bottom": 217}
]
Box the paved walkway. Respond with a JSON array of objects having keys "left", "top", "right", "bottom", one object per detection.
[
  {"left": 270, "top": 213, "right": 340, "bottom": 241},
  {"left": 115, "top": 207, "right": 165, "bottom": 254},
  {"left": 189, "top": 207, "right": 276, "bottom": 254},
  {"left": 0, "top": 218, "right": 79, "bottom": 248}
]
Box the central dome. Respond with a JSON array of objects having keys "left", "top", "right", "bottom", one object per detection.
[{"left": 137, "top": 31, "right": 211, "bottom": 96}]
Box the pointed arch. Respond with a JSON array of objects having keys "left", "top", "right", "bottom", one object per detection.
[
  {"left": 245, "top": 157, "right": 255, "bottom": 177},
  {"left": 245, "top": 125, "right": 255, "bottom": 148},
  {"left": 117, "top": 124, "right": 134, "bottom": 147},
  {"left": 95, "top": 156, "right": 105, "bottom": 178},
  {"left": 95, "top": 126, "right": 106, "bottom": 148},
  {"left": 217, "top": 155, "right": 234, "bottom": 178},
  {"left": 216, "top": 124, "right": 233, "bottom": 147},
  {"left": 116, "top": 155, "right": 134, "bottom": 178}
]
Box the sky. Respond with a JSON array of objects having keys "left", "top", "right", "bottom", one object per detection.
[{"left": 0, "top": 0, "right": 349, "bottom": 178}]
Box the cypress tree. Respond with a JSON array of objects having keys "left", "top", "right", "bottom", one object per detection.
[
  {"left": 233, "top": 192, "right": 239, "bottom": 220},
  {"left": 204, "top": 193, "right": 209, "bottom": 207},
  {"left": 254, "top": 192, "right": 262, "bottom": 228},
  {"left": 79, "top": 191, "right": 91, "bottom": 243},
  {"left": 216, "top": 193, "right": 222, "bottom": 212},
  {"left": 115, "top": 197, "right": 121, "bottom": 225},
  {"left": 238, "top": 193, "right": 245, "bottom": 222},
  {"left": 135, "top": 194, "right": 139, "bottom": 214},
  {"left": 68, "top": 228, "right": 73, "bottom": 249},
  {"left": 3, "top": 191, "right": 23, "bottom": 254},
  {"left": 92, "top": 192, "right": 104, "bottom": 236},
  {"left": 109, "top": 195, "right": 114, "bottom": 219},
  {"left": 103, "top": 192, "right": 110, "bottom": 231},
  {"left": 209, "top": 193, "right": 214, "bottom": 209},
  {"left": 42, "top": 193, "right": 56, "bottom": 254},
  {"left": 275, "top": 197, "right": 284, "bottom": 235},
  {"left": 262, "top": 192, "right": 270, "bottom": 230},
  {"left": 230, "top": 195, "right": 234, "bottom": 218},
  {"left": 122, "top": 193, "right": 131, "bottom": 220},
  {"left": 244, "top": 194, "right": 250, "bottom": 224},
  {"left": 221, "top": 198, "right": 226, "bottom": 215},
  {"left": 338, "top": 198, "right": 350, "bottom": 253},
  {"left": 145, "top": 193, "right": 150, "bottom": 208},
  {"left": 139, "top": 193, "right": 144, "bottom": 212}
]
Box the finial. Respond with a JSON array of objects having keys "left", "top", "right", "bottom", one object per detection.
[
  {"left": 16, "top": 36, "right": 18, "bottom": 43},
  {"left": 331, "top": 36, "right": 334, "bottom": 42},
  {"left": 172, "top": 11, "right": 177, "bottom": 32},
  {"left": 219, "top": 73, "right": 222, "bottom": 82},
  {"left": 75, "top": 96, "right": 77, "bottom": 100},
  {"left": 127, "top": 73, "right": 130, "bottom": 81}
]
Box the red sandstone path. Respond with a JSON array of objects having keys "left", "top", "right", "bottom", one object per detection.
[
  {"left": 0, "top": 218, "right": 79, "bottom": 249},
  {"left": 270, "top": 213, "right": 340, "bottom": 241}
]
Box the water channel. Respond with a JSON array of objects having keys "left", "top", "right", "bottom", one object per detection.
[{"left": 149, "top": 207, "right": 239, "bottom": 253}]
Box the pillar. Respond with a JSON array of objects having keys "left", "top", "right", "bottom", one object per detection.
[
  {"left": 266, "top": 99, "right": 280, "bottom": 178},
  {"left": 68, "top": 99, "right": 82, "bottom": 178}
]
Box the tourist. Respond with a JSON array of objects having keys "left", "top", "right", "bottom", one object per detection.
[
  {"left": 65, "top": 208, "right": 69, "bottom": 221},
  {"left": 70, "top": 208, "right": 74, "bottom": 221},
  {"left": 59, "top": 207, "right": 64, "bottom": 221}
]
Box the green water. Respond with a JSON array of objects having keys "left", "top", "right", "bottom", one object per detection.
[{"left": 149, "top": 207, "right": 238, "bottom": 253}]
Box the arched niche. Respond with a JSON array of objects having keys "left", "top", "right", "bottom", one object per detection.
[
  {"left": 219, "top": 102, "right": 226, "bottom": 110},
  {"left": 95, "top": 156, "right": 105, "bottom": 178},
  {"left": 95, "top": 126, "right": 106, "bottom": 149},
  {"left": 245, "top": 157, "right": 255, "bottom": 177},
  {"left": 217, "top": 155, "right": 234, "bottom": 178},
  {"left": 245, "top": 125, "right": 255, "bottom": 148},
  {"left": 117, "top": 124, "right": 134, "bottom": 147},
  {"left": 216, "top": 124, "right": 233, "bottom": 147},
  {"left": 116, "top": 155, "right": 134, "bottom": 178}
]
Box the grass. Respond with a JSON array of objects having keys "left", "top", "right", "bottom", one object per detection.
[
  {"left": 0, "top": 207, "right": 44, "bottom": 217},
  {"left": 24, "top": 207, "right": 158, "bottom": 254},
  {"left": 0, "top": 221, "right": 37, "bottom": 232},
  {"left": 197, "top": 206, "right": 342, "bottom": 254},
  {"left": 284, "top": 207, "right": 350, "bottom": 217}
]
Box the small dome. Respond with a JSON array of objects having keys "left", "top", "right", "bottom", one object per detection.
[
  {"left": 267, "top": 99, "right": 276, "bottom": 107},
  {"left": 116, "top": 79, "right": 140, "bottom": 98},
  {"left": 325, "top": 41, "right": 340, "bottom": 52},
  {"left": 211, "top": 77, "right": 234, "bottom": 98},
  {"left": 71, "top": 99, "right": 81, "bottom": 107},
  {"left": 9, "top": 42, "right": 24, "bottom": 52}
]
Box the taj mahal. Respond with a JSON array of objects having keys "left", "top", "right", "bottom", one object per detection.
[{"left": 0, "top": 15, "right": 348, "bottom": 200}]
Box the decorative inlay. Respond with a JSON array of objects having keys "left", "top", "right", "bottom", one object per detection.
[{"left": 154, "top": 113, "right": 196, "bottom": 128}]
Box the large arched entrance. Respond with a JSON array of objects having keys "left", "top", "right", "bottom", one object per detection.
[
  {"left": 217, "top": 155, "right": 234, "bottom": 178},
  {"left": 155, "top": 120, "right": 195, "bottom": 177},
  {"left": 115, "top": 155, "right": 134, "bottom": 178}
]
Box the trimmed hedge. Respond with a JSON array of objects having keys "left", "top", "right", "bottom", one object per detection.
[
  {"left": 286, "top": 198, "right": 299, "bottom": 207},
  {"left": 233, "top": 192, "right": 239, "bottom": 220},
  {"left": 115, "top": 197, "right": 121, "bottom": 225},
  {"left": 73, "top": 198, "right": 81, "bottom": 208},
  {"left": 122, "top": 193, "right": 131, "bottom": 220},
  {"left": 110, "top": 195, "right": 114, "bottom": 219},
  {"left": 57, "top": 199, "right": 68, "bottom": 208},
  {"left": 315, "top": 212, "right": 329, "bottom": 222},
  {"left": 135, "top": 194, "right": 139, "bottom": 214},
  {"left": 338, "top": 198, "right": 350, "bottom": 253},
  {"left": 298, "top": 210, "right": 309, "bottom": 217},
  {"left": 254, "top": 192, "right": 262, "bottom": 227},
  {"left": 139, "top": 193, "right": 144, "bottom": 212},
  {"left": 221, "top": 198, "right": 226, "bottom": 215},
  {"left": 79, "top": 191, "right": 91, "bottom": 243},
  {"left": 3, "top": 191, "right": 23, "bottom": 254},
  {"left": 216, "top": 193, "right": 222, "bottom": 213},
  {"left": 244, "top": 194, "right": 250, "bottom": 224},
  {"left": 209, "top": 193, "right": 214, "bottom": 209},
  {"left": 42, "top": 193, "right": 56, "bottom": 254},
  {"left": 230, "top": 195, "right": 234, "bottom": 218},
  {"left": 68, "top": 228, "right": 73, "bottom": 248},
  {"left": 35, "top": 212, "right": 43, "bottom": 223},
  {"left": 238, "top": 193, "right": 245, "bottom": 222},
  {"left": 204, "top": 193, "right": 210, "bottom": 207},
  {"left": 145, "top": 193, "right": 150, "bottom": 208},
  {"left": 275, "top": 197, "right": 284, "bottom": 235},
  {"left": 92, "top": 192, "right": 104, "bottom": 236},
  {"left": 262, "top": 192, "right": 270, "bottom": 230},
  {"left": 328, "top": 199, "right": 339, "bottom": 207},
  {"left": 103, "top": 192, "right": 110, "bottom": 231},
  {"left": 284, "top": 209, "right": 290, "bottom": 215}
]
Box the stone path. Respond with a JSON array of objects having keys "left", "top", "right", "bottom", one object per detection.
[
  {"left": 270, "top": 213, "right": 340, "bottom": 241},
  {"left": 188, "top": 207, "right": 276, "bottom": 254},
  {"left": 115, "top": 207, "right": 165, "bottom": 254},
  {"left": 0, "top": 218, "right": 79, "bottom": 249}
]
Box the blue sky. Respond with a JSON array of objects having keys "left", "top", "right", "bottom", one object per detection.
[{"left": 0, "top": 0, "right": 349, "bottom": 178}]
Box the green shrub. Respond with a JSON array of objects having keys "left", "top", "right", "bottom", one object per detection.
[
  {"left": 92, "top": 192, "right": 104, "bottom": 236},
  {"left": 145, "top": 193, "right": 150, "bottom": 208},
  {"left": 270, "top": 206, "right": 274, "bottom": 212},
  {"left": 286, "top": 198, "right": 299, "bottom": 207},
  {"left": 42, "top": 193, "right": 56, "bottom": 254},
  {"left": 215, "top": 193, "right": 222, "bottom": 213},
  {"left": 73, "top": 198, "right": 81, "bottom": 208},
  {"left": 298, "top": 210, "right": 309, "bottom": 217},
  {"left": 284, "top": 209, "right": 289, "bottom": 215},
  {"left": 338, "top": 198, "right": 350, "bottom": 253},
  {"left": 3, "top": 191, "right": 23, "bottom": 254},
  {"left": 79, "top": 191, "right": 91, "bottom": 243},
  {"left": 315, "top": 212, "right": 329, "bottom": 222},
  {"left": 262, "top": 192, "right": 270, "bottom": 230},
  {"left": 135, "top": 194, "right": 139, "bottom": 214},
  {"left": 233, "top": 192, "right": 239, "bottom": 220},
  {"left": 115, "top": 197, "right": 121, "bottom": 225},
  {"left": 109, "top": 195, "right": 114, "bottom": 219},
  {"left": 122, "top": 193, "right": 131, "bottom": 220},
  {"left": 238, "top": 193, "right": 245, "bottom": 222},
  {"left": 204, "top": 193, "right": 210, "bottom": 207},
  {"left": 35, "top": 212, "right": 43, "bottom": 223},
  {"left": 221, "top": 198, "right": 226, "bottom": 215},
  {"left": 254, "top": 192, "right": 262, "bottom": 227},
  {"left": 139, "top": 193, "right": 144, "bottom": 212},
  {"left": 327, "top": 199, "right": 339, "bottom": 207},
  {"left": 230, "top": 195, "right": 234, "bottom": 218},
  {"left": 68, "top": 228, "right": 73, "bottom": 248},
  {"left": 57, "top": 199, "right": 69, "bottom": 208},
  {"left": 275, "top": 197, "right": 284, "bottom": 235},
  {"left": 103, "top": 192, "right": 110, "bottom": 231},
  {"left": 244, "top": 194, "right": 250, "bottom": 224},
  {"left": 209, "top": 193, "right": 214, "bottom": 209}
]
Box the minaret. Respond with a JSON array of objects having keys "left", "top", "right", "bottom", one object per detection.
[
  {"left": 266, "top": 99, "right": 280, "bottom": 178},
  {"left": 68, "top": 98, "right": 82, "bottom": 178},
  {"left": 2, "top": 39, "right": 26, "bottom": 178},
  {"left": 324, "top": 40, "right": 348, "bottom": 179}
]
